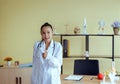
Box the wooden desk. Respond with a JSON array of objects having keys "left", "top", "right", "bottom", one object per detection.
[{"left": 61, "top": 74, "right": 120, "bottom": 84}]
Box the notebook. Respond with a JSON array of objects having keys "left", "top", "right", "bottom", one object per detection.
[{"left": 64, "top": 75, "right": 84, "bottom": 81}]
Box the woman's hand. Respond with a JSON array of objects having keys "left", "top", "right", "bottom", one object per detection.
[{"left": 42, "top": 50, "right": 47, "bottom": 59}]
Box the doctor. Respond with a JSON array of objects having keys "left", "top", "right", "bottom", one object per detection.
[{"left": 31, "top": 22, "right": 63, "bottom": 84}]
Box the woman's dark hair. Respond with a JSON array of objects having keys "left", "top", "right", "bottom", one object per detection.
[{"left": 41, "top": 22, "right": 53, "bottom": 31}]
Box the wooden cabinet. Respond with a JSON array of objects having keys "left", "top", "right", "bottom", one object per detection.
[{"left": 0, "top": 66, "right": 32, "bottom": 84}]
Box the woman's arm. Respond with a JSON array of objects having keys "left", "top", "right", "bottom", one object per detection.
[{"left": 46, "top": 42, "right": 63, "bottom": 68}]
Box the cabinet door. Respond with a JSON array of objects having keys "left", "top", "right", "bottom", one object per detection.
[
  {"left": 8, "top": 68, "right": 19, "bottom": 84},
  {"left": 20, "top": 68, "right": 32, "bottom": 84},
  {"left": 0, "top": 68, "right": 9, "bottom": 84}
]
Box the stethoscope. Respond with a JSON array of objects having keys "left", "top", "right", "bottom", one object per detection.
[{"left": 37, "top": 40, "right": 55, "bottom": 56}]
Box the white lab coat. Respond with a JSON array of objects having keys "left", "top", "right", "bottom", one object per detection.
[{"left": 31, "top": 40, "right": 63, "bottom": 84}]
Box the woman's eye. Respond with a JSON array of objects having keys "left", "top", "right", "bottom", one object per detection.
[
  {"left": 47, "top": 32, "right": 50, "bottom": 34},
  {"left": 42, "top": 32, "right": 45, "bottom": 34}
]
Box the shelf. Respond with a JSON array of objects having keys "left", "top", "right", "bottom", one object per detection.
[
  {"left": 54, "top": 34, "right": 116, "bottom": 36},
  {"left": 53, "top": 34, "right": 120, "bottom": 74},
  {"left": 64, "top": 56, "right": 120, "bottom": 59},
  {"left": 54, "top": 34, "right": 115, "bottom": 61}
]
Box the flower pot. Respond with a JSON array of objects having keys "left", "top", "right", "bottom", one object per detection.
[
  {"left": 113, "top": 27, "right": 119, "bottom": 35},
  {"left": 7, "top": 61, "right": 12, "bottom": 66}
]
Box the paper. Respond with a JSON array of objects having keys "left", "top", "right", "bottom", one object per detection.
[
  {"left": 100, "top": 81, "right": 114, "bottom": 84},
  {"left": 64, "top": 75, "right": 83, "bottom": 81}
]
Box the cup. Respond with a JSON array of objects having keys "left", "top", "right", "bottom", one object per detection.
[{"left": 15, "top": 61, "right": 19, "bottom": 66}]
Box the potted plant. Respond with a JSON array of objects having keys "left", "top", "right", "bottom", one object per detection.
[
  {"left": 4, "top": 57, "right": 13, "bottom": 66},
  {"left": 111, "top": 21, "right": 120, "bottom": 35}
]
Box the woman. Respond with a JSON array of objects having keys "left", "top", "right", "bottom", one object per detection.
[{"left": 31, "top": 22, "right": 63, "bottom": 84}]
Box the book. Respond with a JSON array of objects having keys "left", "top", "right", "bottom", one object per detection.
[
  {"left": 64, "top": 75, "right": 84, "bottom": 81},
  {"left": 63, "top": 39, "right": 68, "bottom": 57}
]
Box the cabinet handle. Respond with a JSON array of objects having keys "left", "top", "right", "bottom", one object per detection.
[
  {"left": 16, "top": 77, "right": 18, "bottom": 84},
  {"left": 19, "top": 77, "right": 22, "bottom": 84}
]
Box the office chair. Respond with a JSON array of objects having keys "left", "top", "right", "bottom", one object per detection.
[{"left": 74, "top": 59, "right": 99, "bottom": 75}]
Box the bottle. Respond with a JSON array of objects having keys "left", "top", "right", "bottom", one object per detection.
[
  {"left": 84, "top": 51, "right": 89, "bottom": 60},
  {"left": 84, "top": 51, "right": 89, "bottom": 57}
]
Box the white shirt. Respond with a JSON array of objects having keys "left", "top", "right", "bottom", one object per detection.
[{"left": 31, "top": 40, "right": 63, "bottom": 84}]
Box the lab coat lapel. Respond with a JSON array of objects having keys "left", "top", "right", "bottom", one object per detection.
[
  {"left": 39, "top": 41, "right": 45, "bottom": 53},
  {"left": 47, "top": 40, "right": 54, "bottom": 56},
  {"left": 39, "top": 41, "right": 46, "bottom": 64}
]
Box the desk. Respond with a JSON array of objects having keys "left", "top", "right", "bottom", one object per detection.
[{"left": 61, "top": 74, "right": 120, "bottom": 84}]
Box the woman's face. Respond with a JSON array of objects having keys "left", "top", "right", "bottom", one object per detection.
[{"left": 41, "top": 26, "right": 53, "bottom": 42}]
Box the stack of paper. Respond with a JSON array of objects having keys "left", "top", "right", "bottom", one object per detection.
[{"left": 64, "top": 75, "right": 83, "bottom": 81}]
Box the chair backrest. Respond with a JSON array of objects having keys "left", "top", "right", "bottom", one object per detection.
[{"left": 74, "top": 59, "right": 99, "bottom": 75}]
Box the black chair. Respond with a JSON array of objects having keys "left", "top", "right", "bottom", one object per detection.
[{"left": 74, "top": 59, "right": 99, "bottom": 75}]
